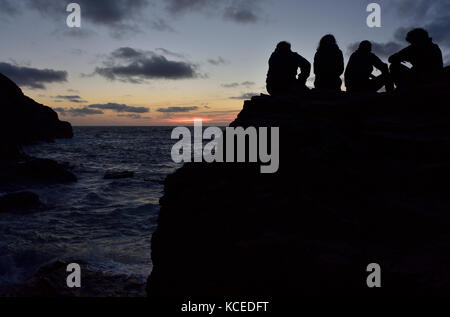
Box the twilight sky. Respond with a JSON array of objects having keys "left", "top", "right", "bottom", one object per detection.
[{"left": 0, "top": 0, "right": 449, "bottom": 125}]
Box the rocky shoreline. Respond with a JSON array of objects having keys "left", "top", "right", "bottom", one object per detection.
[
  {"left": 148, "top": 73, "right": 450, "bottom": 296},
  {"left": 2, "top": 260, "right": 146, "bottom": 297},
  {"left": 0, "top": 73, "right": 76, "bottom": 213}
]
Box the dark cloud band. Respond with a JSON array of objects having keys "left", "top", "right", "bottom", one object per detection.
[
  {"left": 165, "top": 0, "right": 263, "bottom": 24},
  {"left": 94, "top": 47, "right": 199, "bottom": 82},
  {"left": 229, "top": 93, "right": 258, "bottom": 100},
  {"left": 0, "top": 62, "right": 67, "bottom": 89},
  {"left": 54, "top": 107, "right": 103, "bottom": 117},
  {"left": 157, "top": 106, "right": 199, "bottom": 113},
  {"left": 88, "top": 103, "right": 149, "bottom": 113}
]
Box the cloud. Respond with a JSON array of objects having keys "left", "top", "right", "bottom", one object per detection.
[
  {"left": 155, "top": 48, "right": 185, "bottom": 59},
  {"left": 15, "top": 0, "right": 173, "bottom": 38},
  {"left": 111, "top": 47, "right": 144, "bottom": 59},
  {"left": 165, "top": 0, "right": 211, "bottom": 15},
  {"left": 221, "top": 81, "right": 255, "bottom": 88},
  {"left": 25, "top": 0, "right": 148, "bottom": 25},
  {"left": 93, "top": 47, "right": 200, "bottom": 82},
  {"left": 54, "top": 95, "right": 87, "bottom": 103},
  {"left": 157, "top": 106, "right": 198, "bottom": 113},
  {"left": 424, "top": 16, "right": 450, "bottom": 48},
  {"left": 54, "top": 107, "right": 103, "bottom": 117},
  {"left": 208, "top": 57, "right": 228, "bottom": 66},
  {"left": 55, "top": 103, "right": 150, "bottom": 116},
  {"left": 0, "top": 62, "right": 67, "bottom": 89},
  {"left": 164, "top": 0, "right": 263, "bottom": 24},
  {"left": 151, "top": 19, "right": 176, "bottom": 32},
  {"left": 223, "top": 1, "right": 260, "bottom": 24},
  {"left": 0, "top": 0, "right": 19, "bottom": 15},
  {"left": 389, "top": 0, "right": 444, "bottom": 19},
  {"left": 229, "top": 92, "right": 258, "bottom": 100},
  {"left": 347, "top": 1, "right": 450, "bottom": 61},
  {"left": 58, "top": 28, "right": 93, "bottom": 39},
  {"left": 117, "top": 114, "right": 149, "bottom": 119},
  {"left": 389, "top": 0, "right": 450, "bottom": 48},
  {"left": 88, "top": 103, "right": 149, "bottom": 113},
  {"left": 222, "top": 82, "right": 240, "bottom": 88}
]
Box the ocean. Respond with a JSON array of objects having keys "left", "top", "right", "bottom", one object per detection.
[{"left": 0, "top": 126, "right": 182, "bottom": 293}]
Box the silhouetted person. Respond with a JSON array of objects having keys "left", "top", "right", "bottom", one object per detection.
[
  {"left": 389, "top": 28, "right": 443, "bottom": 89},
  {"left": 345, "top": 41, "right": 394, "bottom": 93},
  {"left": 314, "top": 35, "right": 344, "bottom": 91},
  {"left": 266, "top": 41, "right": 311, "bottom": 96}
]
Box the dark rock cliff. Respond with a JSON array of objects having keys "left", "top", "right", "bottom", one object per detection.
[
  {"left": 0, "top": 74, "right": 76, "bottom": 205},
  {"left": 148, "top": 74, "right": 450, "bottom": 296},
  {"left": 0, "top": 73, "right": 73, "bottom": 161}
]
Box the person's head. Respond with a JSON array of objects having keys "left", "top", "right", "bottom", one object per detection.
[
  {"left": 406, "top": 28, "right": 431, "bottom": 45},
  {"left": 318, "top": 34, "right": 337, "bottom": 50},
  {"left": 358, "top": 40, "right": 372, "bottom": 53},
  {"left": 276, "top": 41, "right": 291, "bottom": 53}
]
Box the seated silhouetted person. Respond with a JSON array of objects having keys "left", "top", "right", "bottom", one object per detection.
[
  {"left": 314, "top": 34, "right": 344, "bottom": 91},
  {"left": 266, "top": 41, "right": 311, "bottom": 96},
  {"left": 389, "top": 28, "right": 443, "bottom": 89},
  {"left": 345, "top": 41, "right": 394, "bottom": 93}
]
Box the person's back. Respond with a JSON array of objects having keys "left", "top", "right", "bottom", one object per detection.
[
  {"left": 266, "top": 41, "right": 310, "bottom": 96},
  {"left": 267, "top": 50, "right": 300, "bottom": 86},
  {"left": 390, "top": 42, "right": 443, "bottom": 78},
  {"left": 314, "top": 34, "right": 344, "bottom": 90},
  {"left": 389, "top": 28, "right": 443, "bottom": 88},
  {"left": 345, "top": 41, "right": 392, "bottom": 92}
]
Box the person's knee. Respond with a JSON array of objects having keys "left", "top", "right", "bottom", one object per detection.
[{"left": 389, "top": 63, "right": 400, "bottom": 74}]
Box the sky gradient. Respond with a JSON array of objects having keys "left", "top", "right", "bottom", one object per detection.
[{"left": 0, "top": 0, "right": 449, "bottom": 125}]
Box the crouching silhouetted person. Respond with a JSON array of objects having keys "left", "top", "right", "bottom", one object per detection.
[
  {"left": 389, "top": 28, "right": 443, "bottom": 89},
  {"left": 345, "top": 41, "right": 394, "bottom": 93},
  {"left": 314, "top": 34, "right": 344, "bottom": 91},
  {"left": 266, "top": 41, "right": 311, "bottom": 96}
]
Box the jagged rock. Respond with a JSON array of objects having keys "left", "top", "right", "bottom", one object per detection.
[
  {"left": 0, "top": 143, "right": 26, "bottom": 162},
  {"left": 1, "top": 158, "right": 77, "bottom": 185},
  {"left": 0, "top": 191, "right": 40, "bottom": 213},
  {"left": 104, "top": 171, "right": 135, "bottom": 180},
  {"left": 19, "top": 159, "right": 77, "bottom": 183},
  {"left": 0, "top": 73, "right": 73, "bottom": 151},
  {"left": 0, "top": 74, "right": 76, "bottom": 185},
  {"left": 148, "top": 84, "right": 450, "bottom": 296}
]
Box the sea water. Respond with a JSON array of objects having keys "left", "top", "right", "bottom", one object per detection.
[{"left": 0, "top": 126, "right": 181, "bottom": 293}]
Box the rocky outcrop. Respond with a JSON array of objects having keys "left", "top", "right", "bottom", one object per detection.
[
  {"left": 1, "top": 158, "right": 77, "bottom": 185},
  {"left": 0, "top": 73, "right": 73, "bottom": 149},
  {"left": 148, "top": 77, "right": 450, "bottom": 296},
  {"left": 0, "top": 73, "right": 76, "bottom": 185},
  {"left": 0, "top": 191, "right": 40, "bottom": 213}
]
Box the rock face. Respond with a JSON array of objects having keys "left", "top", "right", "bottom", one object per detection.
[
  {"left": 1, "top": 158, "right": 77, "bottom": 185},
  {"left": 0, "top": 191, "right": 40, "bottom": 213},
  {"left": 148, "top": 79, "right": 450, "bottom": 296},
  {"left": 0, "top": 73, "right": 73, "bottom": 149},
  {"left": 0, "top": 73, "right": 76, "bottom": 185}
]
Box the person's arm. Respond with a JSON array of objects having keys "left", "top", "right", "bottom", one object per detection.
[
  {"left": 337, "top": 49, "right": 344, "bottom": 75},
  {"left": 371, "top": 53, "right": 389, "bottom": 74},
  {"left": 296, "top": 53, "right": 311, "bottom": 84},
  {"left": 388, "top": 46, "right": 412, "bottom": 64}
]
